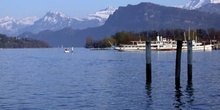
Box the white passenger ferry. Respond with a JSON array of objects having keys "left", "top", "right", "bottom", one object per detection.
[{"left": 114, "top": 36, "right": 212, "bottom": 51}]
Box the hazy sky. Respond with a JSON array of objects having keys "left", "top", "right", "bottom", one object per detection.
[{"left": 1, "top": 0, "right": 191, "bottom": 18}]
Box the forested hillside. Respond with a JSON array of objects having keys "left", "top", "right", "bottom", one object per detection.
[
  {"left": 85, "top": 28, "right": 220, "bottom": 48},
  {"left": 0, "top": 34, "right": 50, "bottom": 48}
]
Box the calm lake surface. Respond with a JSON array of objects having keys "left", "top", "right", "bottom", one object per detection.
[{"left": 0, "top": 48, "right": 219, "bottom": 110}]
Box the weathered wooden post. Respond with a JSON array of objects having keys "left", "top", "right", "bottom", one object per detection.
[
  {"left": 146, "top": 40, "right": 152, "bottom": 83},
  {"left": 187, "top": 40, "right": 193, "bottom": 83},
  {"left": 175, "top": 40, "right": 183, "bottom": 87}
]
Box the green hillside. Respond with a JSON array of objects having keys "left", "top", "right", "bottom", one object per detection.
[{"left": 0, "top": 34, "right": 50, "bottom": 48}]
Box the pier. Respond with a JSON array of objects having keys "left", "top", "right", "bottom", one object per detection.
[
  {"left": 175, "top": 40, "right": 183, "bottom": 87},
  {"left": 146, "top": 41, "right": 152, "bottom": 83}
]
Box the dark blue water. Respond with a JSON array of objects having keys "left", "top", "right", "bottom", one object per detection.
[{"left": 0, "top": 48, "right": 219, "bottom": 110}]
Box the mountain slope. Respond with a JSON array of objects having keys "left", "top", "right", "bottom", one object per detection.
[
  {"left": 183, "top": 0, "right": 220, "bottom": 9},
  {"left": 22, "top": 11, "right": 81, "bottom": 33},
  {"left": 0, "top": 7, "right": 117, "bottom": 36},
  {"left": 19, "top": 2, "right": 220, "bottom": 47},
  {"left": 196, "top": 3, "right": 220, "bottom": 14},
  {"left": 0, "top": 33, "right": 50, "bottom": 48},
  {"left": 87, "top": 6, "right": 118, "bottom": 23},
  {"left": 0, "top": 16, "right": 38, "bottom": 35},
  {"left": 104, "top": 2, "right": 220, "bottom": 31}
]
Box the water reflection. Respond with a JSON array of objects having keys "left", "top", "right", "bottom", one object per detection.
[
  {"left": 173, "top": 82, "right": 195, "bottom": 109},
  {"left": 186, "top": 81, "right": 194, "bottom": 105},
  {"left": 145, "top": 84, "right": 153, "bottom": 109},
  {"left": 174, "top": 86, "right": 184, "bottom": 109}
]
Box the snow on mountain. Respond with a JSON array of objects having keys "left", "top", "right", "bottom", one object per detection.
[
  {"left": 25, "top": 11, "right": 99, "bottom": 33},
  {"left": 23, "top": 11, "right": 77, "bottom": 33},
  {"left": 0, "top": 6, "right": 117, "bottom": 35},
  {"left": 212, "top": 0, "right": 220, "bottom": 3},
  {"left": 35, "top": 11, "right": 75, "bottom": 26},
  {"left": 183, "top": 0, "right": 220, "bottom": 9},
  {"left": 0, "top": 16, "right": 37, "bottom": 26},
  {"left": 41, "top": 11, "right": 73, "bottom": 24},
  {"left": 0, "top": 16, "right": 38, "bottom": 35},
  {"left": 22, "top": 7, "right": 117, "bottom": 34},
  {"left": 87, "top": 6, "right": 118, "bottom": 23}
]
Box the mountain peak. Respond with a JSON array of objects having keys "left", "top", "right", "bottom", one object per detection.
[
  {"left": 183, "top": 0, "right": 220, "bottom": 9},
  {"left": 0, "top": 16, "right": 16, "bottom": 22},
  {"left": 87, "top": 6, "right": 117, "bottom": 22},
  {"left": 45, "top": 11, "right": 68, "bottom": 18},
  {"left": 211, "top": 0, "right": 220, "bottom": 3},
  {"left": 100, "top": 6, "right": 118, "bottom": 12},
  {"left": 42, "top": 11, "right": 70, "bottom": 23}
]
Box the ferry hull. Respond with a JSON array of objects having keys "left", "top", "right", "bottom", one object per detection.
[
  {"left": 115, "top": 45, "right": 212, "bottom": 52},
  {"left": 114, "top": 38, "right": 213, "bottom": 52}
]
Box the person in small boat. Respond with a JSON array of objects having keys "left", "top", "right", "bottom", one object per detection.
[{"left": 64, "top": 49, "right": 70, "bottom": 53}]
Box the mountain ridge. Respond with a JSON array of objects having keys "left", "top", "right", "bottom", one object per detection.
[
  {"left": 183, "top": 0, "right": 220, "bottom": 9},
  {"left": 0, "top": 16, "right": 38, "bottom": 35},
  {"left": 19, "top": 2, "right": 220, "bottom": 47},
  {"left": 0, "top": 6, "right": 117, "bottom": 36},
  {"left": 196, "top": 3, "right": 220, "bottom": 14},
  {"left": 2, "top": 1, "right": 220, "bottom": 36}
]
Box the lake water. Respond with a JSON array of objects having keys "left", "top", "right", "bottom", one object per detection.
[{"left": 0, "top": 48, "right": 219, "bottom": 110}]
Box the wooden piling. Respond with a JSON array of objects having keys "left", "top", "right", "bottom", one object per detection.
[
  {"left": 175, "top": 40, "right": 183, "bottom": 87},
  {"left": 146, "top": 41, "right": 152, "bottom": 83},
  {"left": 187, "top": 40, "right": 192, "bottom": 83}
]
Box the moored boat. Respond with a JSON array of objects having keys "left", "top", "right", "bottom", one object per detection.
[
  {"left": 64, "top": 48, "right": 70, "bottom": 53},
  {"left": 64, "top": 47, "right": 74, "bottom": 53},
  {"left": 114, "top": 36, "right": 212, "bottom": 51}
]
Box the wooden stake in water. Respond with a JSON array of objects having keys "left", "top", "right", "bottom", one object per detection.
[
  {"left": 146, "top": 41, "right": 152, "bottom": 83},
  {"left": 175, "top": 40, "right": 183, "bottom": 87},
  {"left": 187, "top": 40, "right": 192, "bottom": 82}
]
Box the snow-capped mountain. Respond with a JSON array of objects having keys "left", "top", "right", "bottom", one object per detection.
[
  {"left": 183, "top": 0, "right": 220, "bottom": 9},
  {"left": 87, "top": 6, "right": 118, "bottom": 23},
  {"left": 22, "top": 11, "right": 82, "bottom": 33},
  {"left": 26, "top": 7, "right": 117, "bottom": 34},
  {"left": 0, "top": 16, "right": 38, "bottom": 35},
  {"left": 0, "top": 6, "right": 117, "bottom": 36}
]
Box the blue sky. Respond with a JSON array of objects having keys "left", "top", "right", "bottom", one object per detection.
[{"left": 1, "top": 0, "right": 190, "bottom": 18}]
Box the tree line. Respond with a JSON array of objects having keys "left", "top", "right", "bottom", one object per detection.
[
  {"left": 85, "top": 28, "right": 220, "bottom": 48},
  {"left": 0, "top": 34, "right": 51, "bottom": 48}
]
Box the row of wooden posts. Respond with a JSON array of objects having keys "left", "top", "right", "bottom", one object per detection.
[{"left": 146, "top": 40, "right": 193, "bottom": 87}]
